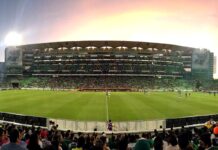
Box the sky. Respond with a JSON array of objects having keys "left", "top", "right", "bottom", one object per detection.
[{"left": 0, "top": 0, "right": 217, "bottom": 77}]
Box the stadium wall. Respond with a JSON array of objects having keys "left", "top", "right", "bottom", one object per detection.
[
  {"left": 49, "top": 118, "right": 165, "bottom": 132},
  {"left": 1, "top": 111, "right": 217, "bottom": 133}
]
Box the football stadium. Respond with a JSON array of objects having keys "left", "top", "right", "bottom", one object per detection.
[
  {"left": 1, "top": 1, "right": 218, "bottom": 149},
  {"left": 0, "top": 40, "right": 217, "bottom": 132},
  {"left": 0, "top": 40, "right": 218, "bottom": 150}
]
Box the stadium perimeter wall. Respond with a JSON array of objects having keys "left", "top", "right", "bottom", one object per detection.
[
  {"left": 49, "top": 118, "right": 165, "bottom": 132},
  {"left": 1, "top": 111, "right": 218, "bottom": 133},
  {"left": 0, "top": 111, "right": 165, "bottom": 132},
  {"left": 49, "top": 113, "right": 218, "bottom": 132}
]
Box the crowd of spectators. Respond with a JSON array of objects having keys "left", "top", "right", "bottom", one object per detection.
[
  {"left": 201, "top": 80, "right": 218, "bottom": 91},
  {"left": 17, "top": 77, "right": 195, "bottom": 91},
  {"left": 1, "top": 122, "right": 218, "bottom": 150},
  {"left": 1, "top": 76, "right": 217, "bottom": 92}
]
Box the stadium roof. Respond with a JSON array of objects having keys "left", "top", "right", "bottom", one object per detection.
[{"left": 15, "top": 41, "right": 197, "bottom": 52}]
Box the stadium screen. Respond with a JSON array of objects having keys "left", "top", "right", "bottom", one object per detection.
[
  {"left": 5, "top": 47, "right": 23, "bottom": 74},
  {"left": 192, "top": 49, "right": 210, "bottom": 71}
]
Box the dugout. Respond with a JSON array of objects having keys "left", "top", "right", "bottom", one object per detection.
[{"left": 11, "top": 80, "right": 20, "bottom": 89}]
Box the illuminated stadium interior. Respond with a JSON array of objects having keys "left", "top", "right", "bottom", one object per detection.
[
  {"left": 1, "top": 1, "right": 218, "bottom": 149},
  {"left": 0, "top": 41, "right": 217, "bottom": 133}
]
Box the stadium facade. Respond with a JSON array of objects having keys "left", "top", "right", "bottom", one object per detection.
[{"left": 4, "top": 41, "right": 214, "bottom": 80}]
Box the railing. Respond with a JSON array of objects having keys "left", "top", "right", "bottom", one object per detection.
[
  {"left": 166, "top": 114, "right": 218, "bottom": 128},
  {"left": 0, "top": 112, "right": 47, "bottom": 127}
]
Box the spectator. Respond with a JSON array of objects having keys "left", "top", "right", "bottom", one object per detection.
[
  {"left": 27, "top": 133, "right": 42, "bottom": 150},
  {"left": 153, "top": 135, "right": 163, "bottom": 150},
  {"left": 178, "top": 132, "right": 193, "bottom": 150},
  {"left": 0, "top": 128, "right": 4, "bottom": 147},
  {"left": 199, "top": 132, "right": 212, "bottom": 150},
  {"left": 100, "top": 135, "right": 110, "bottom": 150},
  {"left": 1, "top": 128, "right": 27, "bottom": 150},
  {"left": 127, "top": 134, "right": 136, "bottom": 150},
  {"left": 18, "top": 128, "right": 27, "bottom": 149},
  {"left": 94, "top": 139, "right": 104, "bottom": 150},
  {"left": 134, "top": 134, "right": 150, "bottom": 150},
  {"left": 211, "top": 126, "right": 218, "bottom": 149},
  {"left": 166, "top": 134, "right": 179, "bottom": 150},
  {"left": 118, "top": 135, "right": 128, "bottom": 150}
]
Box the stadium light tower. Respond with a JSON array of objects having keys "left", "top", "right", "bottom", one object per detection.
[{"left": 4, "top": 32, "right": 23, "bottom": 46}]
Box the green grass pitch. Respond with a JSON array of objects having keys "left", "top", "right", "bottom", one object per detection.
[{"left": 0, "top": 90, "right": 217, "bottom": 121}]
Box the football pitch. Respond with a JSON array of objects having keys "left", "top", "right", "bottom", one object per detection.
[{"left": 0, "top": 90, "right": 217, "bottom": 121}]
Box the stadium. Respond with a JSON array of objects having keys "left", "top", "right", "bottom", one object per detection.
[
  {"left": 2, "top": 0, "right": 218, "bottom": 149},
  {"left": 0, "top": 40, "right": 217, "bottom": 131},
  {"left": 0, "top": 40, "right": 218, "bottom": 150}
]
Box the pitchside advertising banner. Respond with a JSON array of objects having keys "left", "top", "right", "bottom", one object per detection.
[
  {"left": 192, "top": 49, "right": 210, "bottom": 71},
  {"left": 5, "top": 47, "right": 23, "bottom": 74}
]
